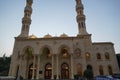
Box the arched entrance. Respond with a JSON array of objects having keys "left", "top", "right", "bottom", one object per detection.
[
  {"left": 61, "top": 63, "right": 69, "bottom": 79},
  {"left": 44, "top": 63, "right": 52, "bottom": 79},
  {"left": 77, "top": 64, "right": 82, "bottom": 76},
  {"left": 28, "top": 64, "right": 36, "bottom": 79}
]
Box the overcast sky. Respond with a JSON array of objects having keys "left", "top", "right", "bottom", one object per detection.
[{"left": 0, "top": 0, "right": 120, "bottom": 56}]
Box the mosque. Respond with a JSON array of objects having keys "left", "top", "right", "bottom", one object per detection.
[{"left": 9, "top": 0, "right": 119, "bottom": 79}]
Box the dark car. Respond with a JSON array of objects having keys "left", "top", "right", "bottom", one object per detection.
[
  {"left": 112, "top": 73, "right": 120, "bottom": 79},
  {"left": 94, "top": 75, "right": 117, "bottom": 80}
]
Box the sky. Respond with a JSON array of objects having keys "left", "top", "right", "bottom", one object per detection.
[{"left": 0, "top": 0, "right": 120, "bottom": 57}]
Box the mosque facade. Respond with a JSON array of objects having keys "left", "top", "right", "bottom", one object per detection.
[{"left": 9, "top": 0, "right": 119, "bottom": 79}]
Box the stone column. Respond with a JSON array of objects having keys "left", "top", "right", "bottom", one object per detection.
[
  {"left": 56, "top": 54, "right": 59, "bottom": 79},
  {"left": 71, "top": 54, "right": 74, "bottom": 79},
  {"left": 32, "top": 55, "right": 36, "bottom": 79},
  {"left": 36, "top": 55, "right": 40, "bottom": 79},
  {"left": 52, "top": 54, "right": 54, "bottom": 79}
]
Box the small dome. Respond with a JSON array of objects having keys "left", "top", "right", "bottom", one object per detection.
[
  {"left": 44, "top": 34, "right": 52, "bottom": 38},
  {"left": 60, "top": 33, "right": 68, "bottom": 37},
  {"left": 29, "top": 34, "right": 37, "bottom": 39}
]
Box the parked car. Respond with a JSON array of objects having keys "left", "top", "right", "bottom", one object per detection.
[
  {"left": 94, "top": 75, "right": 118, "bottom": 80},
  {"left": 112, "top": 73, "right": 120, "bottom": 79}
]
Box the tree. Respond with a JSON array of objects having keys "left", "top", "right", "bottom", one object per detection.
[
  {"left": 83, "top": 65, "right": 93, "bottom": 80},
  {"left": 0, "top": 57, "right": 11, "bottom": 76}
]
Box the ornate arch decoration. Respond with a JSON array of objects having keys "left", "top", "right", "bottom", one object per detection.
[{"left": 74, "top": 48, "right": 81, "bottom": 58}]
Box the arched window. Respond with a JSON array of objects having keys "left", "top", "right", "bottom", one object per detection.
[
  {"left": 97, "top": 53, "right": 101, "bottom": 59},
  {"left": 108, "top": 65, "right": 113, "bottom": 75},
  {"left": 42, "top": 47, "right": 51, "bottom": 58},
  {"left": 77, "top": 64, "right": 82, "bottom": 76},
  {"left": 86, "top": 52, "right": 90, "bottom": 60},
  {"left": 61, "top": 48, "right": 69, "bottom": 58},
  {"left": 105, "top": 52, "right": 110, "bottom": 60},
  {"left": 99, "top": 65, "right": 104, "bottom": 75}
]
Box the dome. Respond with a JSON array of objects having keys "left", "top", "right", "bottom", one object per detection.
[
  {"left": 44, "top": 34, "right": 52, "bottom": 38},
  {"left": 29, "top": 34, "right": 37, "bottom": 39},
  {"left": 60, "top": 33, "right": 68, "bottom": 37}
]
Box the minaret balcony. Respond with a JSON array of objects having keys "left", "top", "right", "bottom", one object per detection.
[
  {"left": 76, "top": 16, "right": 85, "bottom": 22},
  {"left": 22, "top": 18, "right": 31, "bottom": 24},
  {"left": 76, "top": 5, "right": 84, "bottom": 11},
  {"left": 24, "top": 6, "right": 32, "bottom": 13}
]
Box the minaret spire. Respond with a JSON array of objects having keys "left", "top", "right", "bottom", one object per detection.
[
  {"left": 19, "top": 0, "right": 33, "bottom": 37},
  {"left": 75, "top": 0, "right": 88, "bottom": 35}
]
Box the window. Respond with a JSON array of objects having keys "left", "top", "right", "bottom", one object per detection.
[
  {"left": 97, "top": 53, "right": 101, "bottom": 59},
  {"left": 61, "top": 48, "right": 69, "bottom": 58},
  {"left": 99, "top": 65, "right": 104, "bottom": 75},
  {"left": 43, "top": 48, "right": 51, "bottom": 58},
  {"left": 86, "top": 52, "right": 90, "bottom": 60},
  {"left": 81, "top": 22, "right": 84, "bottom": 28},
  {"left": 105, "top": 52, "right": 110, "bottom": 60}
]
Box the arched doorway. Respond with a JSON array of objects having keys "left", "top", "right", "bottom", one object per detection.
[
  {"left": 28, "top": 64, "right": 36, "bottom": 79},
  {"left": 77, "top": 64, "right": 82, "bottom": 76},
  {"left": 61, "top": 63, "right": 69, "bottom": 79},
  {"left": 44, "top": 63, "right": 52, "bottom": 79}
]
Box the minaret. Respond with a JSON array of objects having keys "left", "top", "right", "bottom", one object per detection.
[
  {"left": 75, "top": 0, "right": 88, "bottom": 35},
  {"left": 19, "top": 0, "right": 33, "bottom": 37}
]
